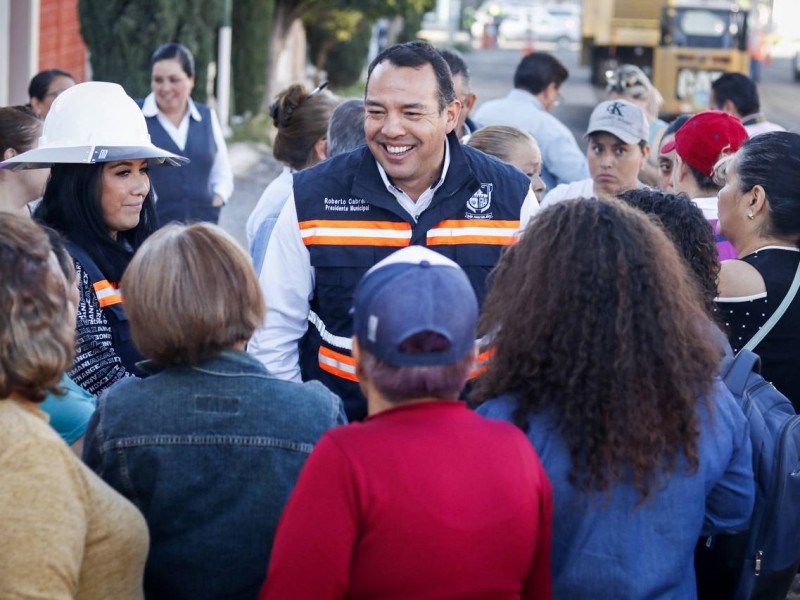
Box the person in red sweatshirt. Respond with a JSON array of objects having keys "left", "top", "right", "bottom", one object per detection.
[{"left": 260, "top": 245, "right": 553, "bottom": 600}]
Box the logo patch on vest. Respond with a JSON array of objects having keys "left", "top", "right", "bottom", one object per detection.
[
  {"left": 466, "top": 183, "right": 493, "bottom": 219},
  {"left": 324, "top": 197, "right": 370, "bottom": 212}
]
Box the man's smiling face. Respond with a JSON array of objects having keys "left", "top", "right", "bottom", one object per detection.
[{"left": 365, "top": 61, "right": 459, "bottom": 200}]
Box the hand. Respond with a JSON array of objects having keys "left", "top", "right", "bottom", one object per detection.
[{"left": 212, "top": 194, "right": 224, "bottom": 208}]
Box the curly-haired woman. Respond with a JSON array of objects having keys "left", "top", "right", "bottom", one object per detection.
[
  {"left": 619, "top": 188, "right": 720, "bottom": 318},
  {"left": 474, "top": 197, "right": 754, "bottom": 599}
]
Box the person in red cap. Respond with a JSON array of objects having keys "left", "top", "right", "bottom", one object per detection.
[{"left": 662, "top": 110, "right": 748, "bottom": 261}]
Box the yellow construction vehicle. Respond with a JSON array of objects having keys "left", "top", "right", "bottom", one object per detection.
[{"left": 581, "top": 0, "right": 749, "bottom": 114}]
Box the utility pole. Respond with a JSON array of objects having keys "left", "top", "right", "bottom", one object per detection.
[{"left": 216, "top": 0, "right": 233, "bottom": 135}]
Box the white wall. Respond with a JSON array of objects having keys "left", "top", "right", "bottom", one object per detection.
[{"left": 1, "top": 0, "right": 38, "bottom": 106}]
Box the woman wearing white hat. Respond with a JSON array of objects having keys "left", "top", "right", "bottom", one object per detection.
[
  {"left": 0, "top": 81, "right": 187, "bottom": 395},
  {"left": 541, "top": 99, "right": 650, "bottom": 208}
]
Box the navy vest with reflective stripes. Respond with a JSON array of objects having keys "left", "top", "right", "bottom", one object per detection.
[
  {"left": 137, "top": 100, "right": 218, "bottom": 225},
  {"left": 294, "top": 132, "right": 530, "bottom": 420},
  {"left": 65, "top": 242, "right": 146, "bottom": 377}
]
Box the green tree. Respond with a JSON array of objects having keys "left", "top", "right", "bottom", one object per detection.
[
  {"left": 78, "top": 0, "right": 222, "bottom": 101},
  {"left": 232, "top": 0, "right": 274, "bottom": 115},
  {"left": 305, "top": 9, "right": 372, "bottom": 89},
  {"left": 300, "top": 0, "right": 434, "bottom": 90}
]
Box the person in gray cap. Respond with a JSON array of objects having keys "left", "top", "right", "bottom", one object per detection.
[
  {"left": 542, "top": 99, "right": 650, "bottom": 207},
  {"left": 261, "top": 245, "right": 553, "bottom": 599}
]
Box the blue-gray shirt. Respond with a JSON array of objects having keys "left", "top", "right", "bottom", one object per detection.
[
  {"left": 477, "top": 378, "right": 754, "bottom": 599},
  {"left": 474, "top": 88, "right": 589, "bottom": 190}
]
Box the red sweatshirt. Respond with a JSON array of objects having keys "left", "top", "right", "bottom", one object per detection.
[{"left": 260, "top": 400, "right": 552, "bottom": 599}]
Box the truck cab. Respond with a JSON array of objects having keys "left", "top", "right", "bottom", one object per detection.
[
  {"left": 582, "top": 0, "right": 749, "bottom": 115},
  {"left": 655, "top": 2, "right": 748, "bottom": 113}
]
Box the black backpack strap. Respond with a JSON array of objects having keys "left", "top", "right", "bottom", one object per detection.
[{"left": 723, "top": 348, "right": 762, "bottom": 397}]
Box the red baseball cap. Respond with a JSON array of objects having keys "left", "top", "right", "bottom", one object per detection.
[{"left": 661, "top": 111, "right": 748, "bottom": 176}]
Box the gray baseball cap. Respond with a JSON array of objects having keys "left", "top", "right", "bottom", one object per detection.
[{"left": 585, "top": 99, "right": 649, "bottom": 145}]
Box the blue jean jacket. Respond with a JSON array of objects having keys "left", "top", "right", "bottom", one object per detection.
[
  {"left": 83, "top": 350, "right": 346, "bottom": 600},
  {"left": 477, "top": 379, "right": 754, "bottom": 599}
]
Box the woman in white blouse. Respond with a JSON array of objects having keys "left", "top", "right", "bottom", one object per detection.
[{"left": 139, "top": 42, "right": 233, "bottom": 225}]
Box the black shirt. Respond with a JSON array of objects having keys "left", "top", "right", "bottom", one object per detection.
[{"left": 715, "top": 247, "right": 800, "bottom": 410}]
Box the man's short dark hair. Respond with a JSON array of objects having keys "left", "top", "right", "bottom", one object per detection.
[
  {"left": 438, "top": 48, "right": 471, "bottom": 87},
  {"left": 327, "top": 99, "right": 366, "bottom": 157},
  {"left": 513, "top": 52, "right": 569, "bottom": 95},
  {"left": 366, "top": 41, "right": 456, "bottom": 112},
  {"left": 686, "top": 161, "right": 719, "bottom": 192},
  {"left": 711, "top": 73, "right": 759, "bottom": 116}
]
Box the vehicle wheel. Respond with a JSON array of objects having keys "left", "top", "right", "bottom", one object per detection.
[{"left": 557, "top": 36, "right": 571, "bottom": 50}]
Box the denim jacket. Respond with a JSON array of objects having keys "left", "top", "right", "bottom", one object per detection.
[
  {"left": 477, "top": 379, "right": 754, "bottom": 599},
  {"left": 83, "top": 350, "right": 346, "bottom": 600}
]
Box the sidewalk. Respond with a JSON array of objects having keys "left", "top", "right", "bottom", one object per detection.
[{"left": 219, "top": 141, "right": 281, "bottom": 248}]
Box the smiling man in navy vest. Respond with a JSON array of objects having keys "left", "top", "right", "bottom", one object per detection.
[{"left": 249, "top": 41, "right": 538, "bottom": 421}]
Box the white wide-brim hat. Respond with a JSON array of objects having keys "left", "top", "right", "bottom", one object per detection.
[{"left": 0, "top": 81, "right": 189, "bottom": 170}]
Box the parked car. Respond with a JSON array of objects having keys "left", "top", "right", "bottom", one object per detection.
[
  {"left": 470, "top": 1, "right": 581, "bottom": 47},
  {"left": 496, "top": 4, "right": 580, "bottom": 47},
  {"left": 417, "top": 11, "right": 471, "bottom": 45}
]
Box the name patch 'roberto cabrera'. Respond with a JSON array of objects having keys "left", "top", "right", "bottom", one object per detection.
[{"left": 324, "top": 197, "right": 370, "bottom": 212}]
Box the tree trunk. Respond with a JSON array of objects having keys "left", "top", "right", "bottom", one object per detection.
[{"left": 263, "top": 0, "right": 305, "bottom": 110}]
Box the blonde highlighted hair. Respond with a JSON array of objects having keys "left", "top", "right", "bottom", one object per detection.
[
  {"left": 467, "top": 125, "right": 539, "bottom": 165},
  {"left": 121, "top": 223, "right": 265, "bottom": 366}
]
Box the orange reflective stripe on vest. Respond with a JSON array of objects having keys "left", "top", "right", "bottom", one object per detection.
[
  {"left": 318, "top": 346, "right": 358, "bottom": 382},
  {"left": 318, "top": 342, "right": 493, "bottom": 383},
  {"left": 300, "top": 220, "right": 412, "bottom": 247},
  {"left": 426, "top": 220, "right": 520, "bottom": 246},
  {"left": 93, "top": 280, "right": 123, "bottom": 308}
]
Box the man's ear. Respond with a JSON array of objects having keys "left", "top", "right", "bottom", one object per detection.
[
  {"left": 722, "top": 99, "right": 740, "bottom": 118},
  {"left": 445, "top": 99, "right": 461, "bottom": 135},
  {"left": 3, "top": 147, "right": 18, "bottom": 161},
  {"left": 463, "top": 92, "right": 477, "bottom": 117}
]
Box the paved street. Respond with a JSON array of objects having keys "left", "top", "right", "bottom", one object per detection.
[{"left": 220, "top": 45, "right": 800, "bottom": 248}]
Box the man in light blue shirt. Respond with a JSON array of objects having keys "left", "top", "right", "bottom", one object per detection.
[{"left": 474, "top": 52, "right": 589, "bottom": 190}]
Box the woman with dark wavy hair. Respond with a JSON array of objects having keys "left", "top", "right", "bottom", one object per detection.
[{"left": 474, "top": 197, "right": 754, "bottom": 599}]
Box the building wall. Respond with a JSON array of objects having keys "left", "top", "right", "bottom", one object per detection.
[
  {"left": 2, "top": 0, "right": 39, "bottom": 105},
  {"left": 38, "top": 0, "right": 87, "bottom": 81}
]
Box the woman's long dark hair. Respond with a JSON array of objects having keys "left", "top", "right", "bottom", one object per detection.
[
  {"left": 34, "top": 163, "right": 157, "bottom": 282},
  {"left": 472, "top": 197, "right": 720, "bottom": 501}
]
